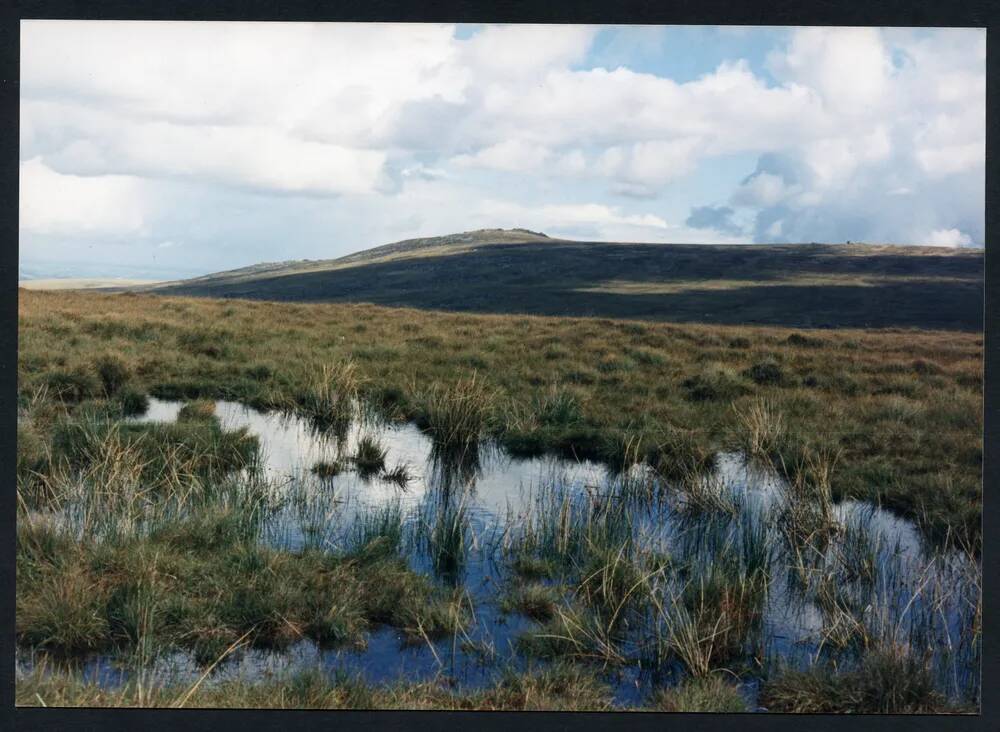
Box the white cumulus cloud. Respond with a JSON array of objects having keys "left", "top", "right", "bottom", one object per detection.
[
  {"left": 925, "top": 228, "right": 973, "bottom": 247},
  {"left": 20, "top": 157, "right": 148, "bottom": 236}
]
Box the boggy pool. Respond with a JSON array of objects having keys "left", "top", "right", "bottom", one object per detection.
[{"left": 18, "top": 398, "right": 982, "bottom": 709}]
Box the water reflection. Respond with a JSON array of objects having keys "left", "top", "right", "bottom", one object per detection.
[{"left": 61, "top": 397, "right": 975, "bottom": 706}]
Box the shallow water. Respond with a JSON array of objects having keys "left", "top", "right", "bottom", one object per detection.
[{"left": 20, "top": 398, "right": 980, "bottom": 708}]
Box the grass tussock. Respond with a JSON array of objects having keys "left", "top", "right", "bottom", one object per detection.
[
  {"left": 177, "top": 399, "right": 216, "bottom": 423},
  {"left": 653, "top": 675, "right": 749, "bottom": 712},
  {"left": 50, "top": 418, "right": 258, "bottom": 495},
  {"left": 95, "top": 355, "right": 130, "bottom": 397},
  {"left": 352, "top": 435, "right": 387, "bottom": 476},
  {"left": 297, "top": 360, "right": 362, "bottom": 432},
  {"left": 682, "top": 365, "right": 749, "bottom": 402},
  {"left": 412, "top": 373, "right": 496, "bottom": 456},
  {"left": 500, "top": 582, "right": 562, "bottom": 622},
  {"left": 761, "top": 649, "right": 959, "bottom": 714},
  {"left": 648, "top": 424, "right": 716, "bottom": 481},
  {"left": 310, "top": 460, "right": 342, "bottom": 478},
  {"left": 732, "top": 397, "right": 785, "bottom": 461}
]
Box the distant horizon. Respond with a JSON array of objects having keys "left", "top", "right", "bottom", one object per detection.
[{"left": 18, "top": 228, "right": 984, "bottom": 284}]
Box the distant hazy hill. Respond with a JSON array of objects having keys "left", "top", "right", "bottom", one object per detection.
[
  {"left": 20, "top": 278, "right": 163, "bottom": 291},
  {"left": 137, "top": 229, "right": 984, "bottom": 331}
]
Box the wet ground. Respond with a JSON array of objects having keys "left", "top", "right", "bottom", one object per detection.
[{"left": 17, "top": 398, "right": 981, "bottom": 708}]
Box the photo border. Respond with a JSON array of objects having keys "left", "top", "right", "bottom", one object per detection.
[{"left": 1, "top": 2, "right": 995, "bottom": 731}]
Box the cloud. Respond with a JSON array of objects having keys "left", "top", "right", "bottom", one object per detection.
[
  {"left": 452, "top": 139, "right": 553, "bottom": 173},
  {"left": 726, "top": 28, "right": 985, "bottom": 246},
  {"left": 19, "top": 157, "right": 148, "bottom": 236},
  {"left": 768, "top": 27, "right": 893, "bottom": 113},
  {"left": 48, "top": 115, "right": 387, "bottom": 195},
  {"left": 925, "top": 228, "right": 973, "bottom": 247},
  {"left": 459, "top": 24, "right": 595, "bottom": 78},
  {"left": 596, "top": 138, "right": 702, "bottom": 188},
  {"left": 732, "top": 172, "right": 790, "bottom": 208},
  {"left": 685, "top": 205, "right": 743, "bottom": 236}
]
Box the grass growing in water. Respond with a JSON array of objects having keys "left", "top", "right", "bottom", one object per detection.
[
  {"left": 413, "top": 373, "right": 496, "bottom": 457},
  {"left": 177, "top": 399, "right": 216, "bottom": 423},
  {"left": 297, "top": 361, "right": 362, "bottom": 433},
  {"left": 381, "top": 461, "right": 412, "bottom": 487},
  {"left": 352, "top": 434, "right": 388, "bottom": 477},
  {"left": 311, "top": 460, "right": 342, "bottom": 478}
]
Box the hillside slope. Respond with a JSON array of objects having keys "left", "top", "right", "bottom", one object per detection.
[{"left": 140, "top": 230, "right": 984, "bottom": 331}]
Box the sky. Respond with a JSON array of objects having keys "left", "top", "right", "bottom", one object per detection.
[{"left": 19, "top": 22, "right": 986, "bottom": 280}]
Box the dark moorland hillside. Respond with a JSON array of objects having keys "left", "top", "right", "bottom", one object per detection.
[{"left": 140, "top": 230, "right": 984, "bottom": 331}]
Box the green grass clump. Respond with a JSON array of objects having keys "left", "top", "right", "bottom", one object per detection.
[
  {"left": 177, "top": 399, "right": 217, "bottom": 423},
  {"left": 296, "top": 360, "right": 361, "bottom": 433},
  {"left": 760, "top": 651, "right": 956, "bottom": 714},
  {"left": 16, "top": 423, "right": 49, "bottom": 488},
  {"left": 500, "top": 582, "right": 562, "bottom": 622},
  {"left": 353, "top": 435, "right": 387, "bottom": 476},
  {"left": 657, "top": 562, "right": 768, "bottom": 675},
  {"left": 51, "top": 418, "right": 258, "bottom": 492},
  {"left": 416, "top": 497, "right": 469, "bottom": 581},
  {"left": 648, "top": 425, "right": 716, "bottom": 481},
  {"left": 503, "top": 482, "right": 634, "bottom": 575},
  {"left": 682, "top": 365, "right": 749, "bottom": 402},
  {"left": 499, "top": 388, "right": 591, "bottom": 458},
  {"left": 43, "top": 369, "right": 98, "bottom": 404},
  {"left": 311, "top": 460, "right": 343, "bottom": 478},
  {"left": 177, "top": 328, "right": 232, "bottom": 359},
  {"left": 117, "top": 388, "right": 149, "bottom": 416},
  {"left": 653, "top": 675, "right": 749, "bottom": 712},
  {"left": 413, "top": 373, "right": 495, "bottom": 456},
  {"left": 94, "top": 355, "right": 130, "bottom": 396},
  {"left": 743, "top": 357, "right": 785, "bottom": 386},
  {"left": 348, "top": 502, "right": 403, "bottom": 557},
  {"left": 16, "top": 559, "right": 110, "bottom": 654},
  {"left": 516, "top": 603, "right": 624, "bottom": 666},
  {"left": 536, "top": 387, "right": 583, "bottom": 427},
  {"left": 476, "top": 664, "right": 614, "bottom": 711},
  {"left": 17, "top": 508, "right": 466, "bottom": 663},
  {"left": 509, "top": 555, "right": 557, "bottom": 580},
  {"left": 732, "top": 396, "right": 786, "bottom": 461}
]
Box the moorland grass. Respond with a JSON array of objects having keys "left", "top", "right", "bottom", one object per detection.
[
  {"left": 13, "top": 288, "right": 983, "bottom": 711},
  {"left": 652, "top": 675, "right": 749, "bottom": 712},
  {"left": 17, "top": 509, "right": 465, "bottom": 664},
  {"left": 760, "top": 650, "right": 964, "bottom": 714},
  {"left": 17, "top": 289, "right": 981, "bottom": 545},
  {"left": 16, "top": 661, "right": 617, "bottom": 710}
]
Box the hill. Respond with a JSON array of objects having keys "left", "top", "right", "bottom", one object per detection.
[{"left": 137, "top": 230, "right": 984, "bottom": 331}]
